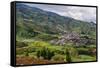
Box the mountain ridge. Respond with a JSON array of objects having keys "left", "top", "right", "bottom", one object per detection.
[{"left": 16, "top": 3, "right": 96, "bottom": 40}]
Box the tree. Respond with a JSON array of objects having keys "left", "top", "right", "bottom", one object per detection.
[{"left": 65, "top": 48, "right": 72, "bottom": 62}]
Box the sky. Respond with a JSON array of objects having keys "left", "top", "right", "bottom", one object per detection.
[{"left": 24, "top": 3, "right": 96, "bottom": 23}]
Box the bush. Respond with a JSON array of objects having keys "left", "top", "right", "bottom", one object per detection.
[
  {"left": 51, "top": 54, "right": 65, "bottom": 61},
  {"left": 77, "top": 47, "right": 96, "bottom": 56},
  {"left": 77, "top": 48, "right": 92, "bottom": 55},
  {"left": 24, "top": 52, "right": 29, "bottom": 56},
  {"left": 54, "top": 49, "right": 65, "bottom": 55},
  {"left": 16, "top": 48, "right": 27, "bottom": 55},
  {"left": 64, "top": 47, "right": 78, "bottom": 57},
  {"left": 36, "top": 47, "right": 55, "bottom": 60},
  {"left": 69, "top": 47, "right": 78, "bottom": 57},
  {"left": 16, "top": 41, "right": 28, "bottom": 48},
  {"left": 27, "top": 46, "right": 36, "bottom": 53}
]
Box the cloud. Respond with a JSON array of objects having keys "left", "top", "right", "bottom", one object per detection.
[{"left": 25, "top": 3, "right": 96, "bottom": 23}]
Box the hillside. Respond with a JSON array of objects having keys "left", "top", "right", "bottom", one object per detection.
[
  {"left": 16, "top": 3, "right": 96, "bottom": 40},
  {"left": 16, "top": 3, "right": 97, "bottom": 65}
]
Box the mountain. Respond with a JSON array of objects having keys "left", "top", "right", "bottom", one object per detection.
[{"left": 16, "top": 3, "right": 96, "bottom": 40}]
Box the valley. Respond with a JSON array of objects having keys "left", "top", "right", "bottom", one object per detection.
[{"left": 16, "top": 3, "right": 97, "bottom": 65}]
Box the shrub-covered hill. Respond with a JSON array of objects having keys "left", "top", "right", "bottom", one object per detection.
[{"left": 16, "top": 3, "right": 96, "bottom": 40}]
